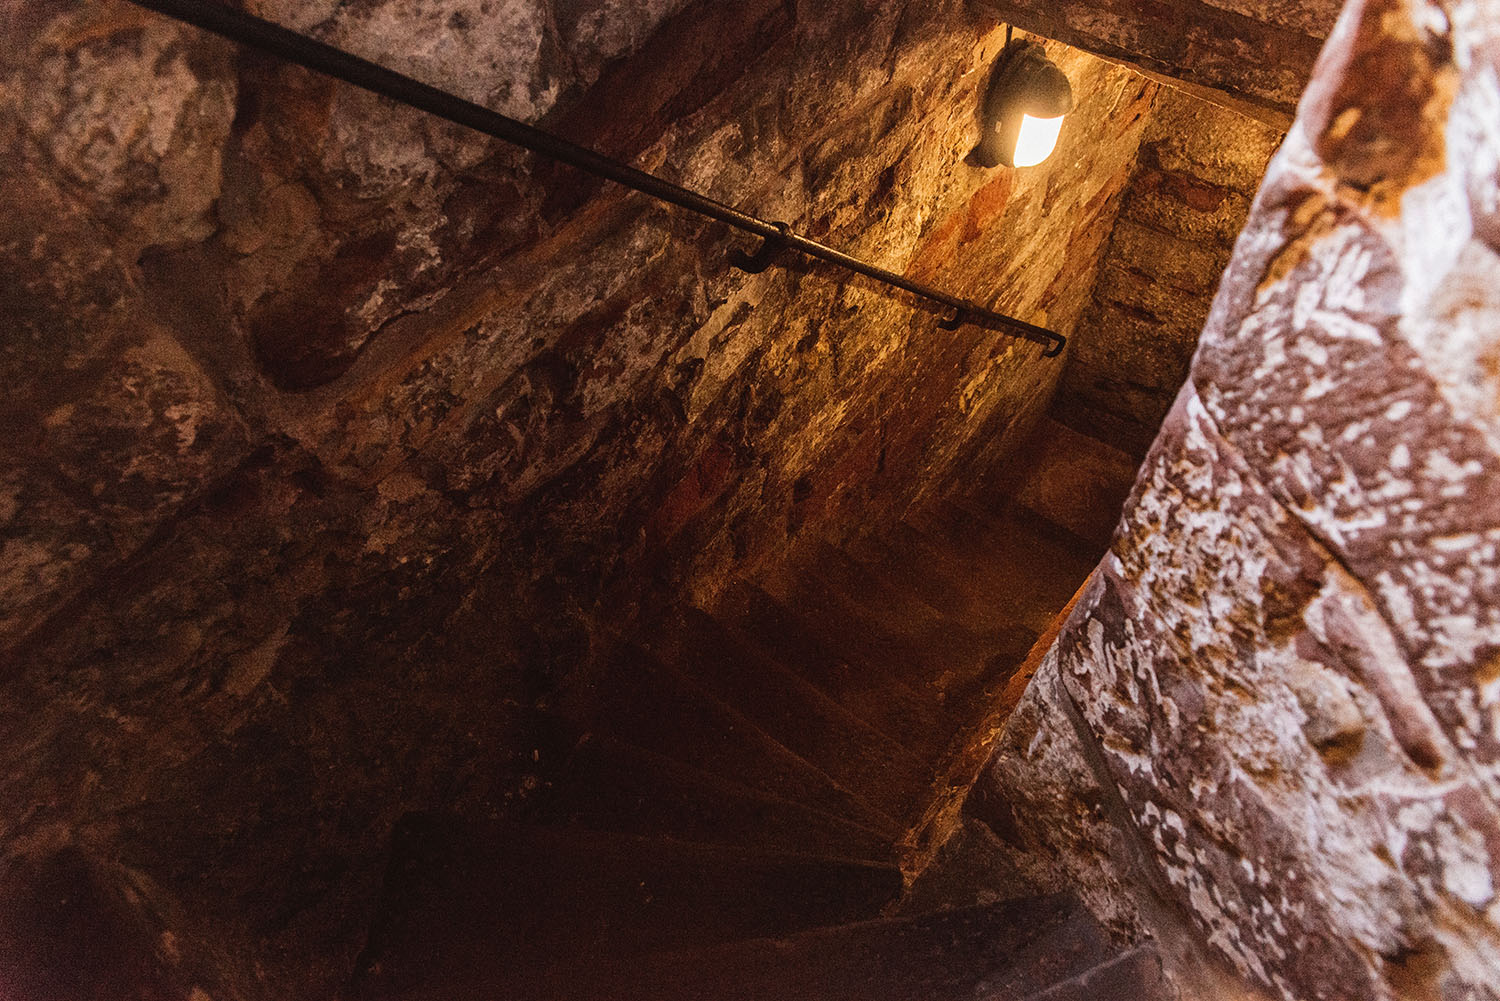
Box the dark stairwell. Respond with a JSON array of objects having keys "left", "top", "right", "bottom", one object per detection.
[
  {"left": 351, "top": 496, "right": 1133, "bottom": 1001},
  {"left": 0, "top": 1, "right": 1297, "bottom": 999}
]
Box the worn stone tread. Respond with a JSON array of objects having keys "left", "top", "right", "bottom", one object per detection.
[
  {"left": 527, "top": 892, "right": 1126, "bottom": 1001},
  {"left": 652, "top": 607, "right": 934, "bottom": 825},
  {"left": 714, "top": 580, "right": 957, "bottom": 761},
  {"left": 788, "top": 536, "right": 955, "bottom": 635},
  {"left": 904, "top": 500, "right": 1100, "bottom": 635},
  {"left": 839, "top": 526, "right": 1044, "bottom": 696},
  {"left": 758, "top": 545, "right": 1029, "bottom": 703},
  {"left": 846, "top": 518, "right": 1058, "bottom": 634},
  {"left": 1022, "top": 946, "right": 1171, "bottom": 1001},
  {"left": 896, "top": 817, "right": 1035, "bottom": 917},
  {"left": 351, "top": 818, "right": 904, "bottom": 1001},
  {"left": 845, "top": 522, "right": 996, "bottom": 626},
  {"left": 539, "top": 732, "right": 894, "bottom": 862},
  {"left": 584, "top": 645, "right": 900, "bottom": 835}
]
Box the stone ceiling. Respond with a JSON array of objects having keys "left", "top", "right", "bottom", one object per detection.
[{"left": 976, "top": 0, "right": 1343, "bottom": 124}]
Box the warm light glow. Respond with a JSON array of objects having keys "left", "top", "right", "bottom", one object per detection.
[{"left": 1013, "top": 113, "right": 1065, "bottom": 167}]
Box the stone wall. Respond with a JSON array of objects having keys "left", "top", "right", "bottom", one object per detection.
[
  {"left": 973, "top": 1, "right": 1500, "bottom": 999},
  {"left": 1056, "top": 87, "right": 1285, "bottom": 458},
  {"left": 0, "top": 2, "right": 1158, "bottom": 996}
]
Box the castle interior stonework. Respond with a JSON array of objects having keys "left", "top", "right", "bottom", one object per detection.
[{"left": 3, "top": 0, "right": 1499, "bottom": 998}]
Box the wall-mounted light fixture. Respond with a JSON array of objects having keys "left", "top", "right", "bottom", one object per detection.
[{"left": 972, "top": 37, "right": 1074, "bottom": 169}]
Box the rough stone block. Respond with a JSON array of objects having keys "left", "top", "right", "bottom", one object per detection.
[
  {"left": 6, "top": 3, "right": 237, "bottom": 253},
  {"left": 40, "top": 329, "right": 249, "bottom": 541},
  {"left": 1105, "top": 219, "right": 1235, "bottom": 299},
  {"left": 0, "top": 464, "right": 115, "bottom": 647},
  {"left": 1138, "top": 88, "right": 1286, "bottom": 193}
]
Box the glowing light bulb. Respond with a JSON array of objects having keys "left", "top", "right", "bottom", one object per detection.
[
  {"left": 1013, "top": 113, "right": 1064, "bottom": 168},
  {"left": 971, "top": 39, "right": 1074, "bottom": 169}
]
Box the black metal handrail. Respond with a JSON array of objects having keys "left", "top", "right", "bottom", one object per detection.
[{"left": 123, "top": 0, "right": 1066, "bottom": 357}]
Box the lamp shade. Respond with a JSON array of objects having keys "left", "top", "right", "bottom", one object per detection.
[{"left": 973, "top": 39, "right": 1074, "bottom": 168}]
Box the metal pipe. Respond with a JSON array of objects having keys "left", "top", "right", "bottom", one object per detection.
[{"left": 123, "top": 0, "right": 1066, "bottom": 357}]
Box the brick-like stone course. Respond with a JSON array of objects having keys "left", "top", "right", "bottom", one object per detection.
[{"left": 1057, "top": 87, "right": 1285, "bottom": 459}]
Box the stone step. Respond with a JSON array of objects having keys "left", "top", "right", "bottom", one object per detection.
[
  {"left": 538, "top": 732, "right": 894, "bottom": 862},
  {"left": 754, "top": 560, "right": 967, "bottom": 695},
  {"left": 0, "top": 846, "right": 205, "bottom": 1001},
  {"left": 831, "top": 527, "right": 1043, "bottom": 696},
  {"left": 580, "top": 645, "right": 899, "bottom": 835},
  {"left": 845, "top": 520, "right": 1012, "bottom": 628},
  {"left": 350, "top": 819, "right": 904, "bottom": 1001},
  {"left": 788, "top": 536, "right": 955, "bottom": 636},
  {"left": 715, "top": 580, "right": 957, "bottom": 761},
  {"left": 852, "top": 522, "right": 1050, "bottom": 630},
  {"left": 759, "top": 541, "right": 1035, "bottom": 703},
  {"left": 533, "top": 893, "right": 1142, "bottom": 1001},
  {"left": 1025, "top": 947, "right": 1171, "bottom": 1001},
  {"left": 904, "top": 499, "right": 1100, "bottom": 636},
  {"left": 651, "top": 607, "right": 934, "bottom": 826},
  {"left": 896, "top": 817, "right": 1035, "bottom": 918}
]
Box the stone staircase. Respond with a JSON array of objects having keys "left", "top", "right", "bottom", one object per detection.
[{"left": 350, "top": 498, "right": 1172, "bottom": 1001}]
